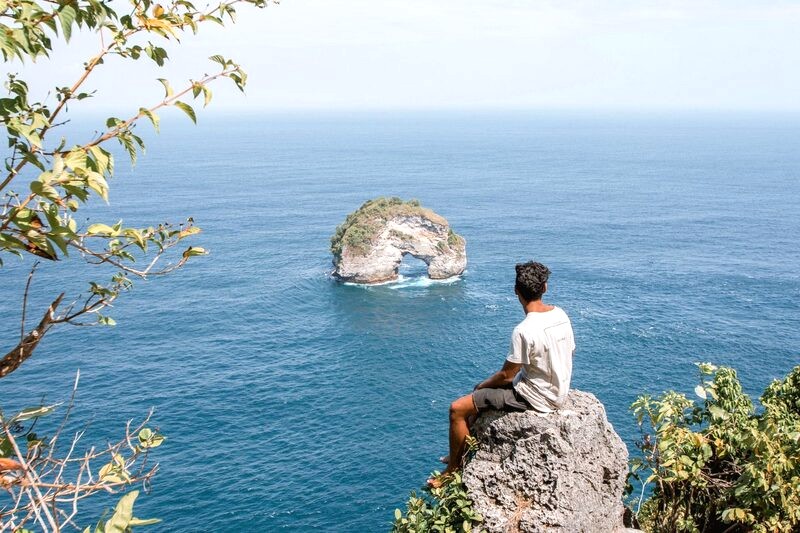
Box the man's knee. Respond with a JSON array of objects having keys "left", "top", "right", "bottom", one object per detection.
[{"left": 449, "top": 394, "right": 476, "bottom": 421}]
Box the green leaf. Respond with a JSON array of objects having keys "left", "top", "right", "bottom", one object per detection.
[
  {"left": 182, "top": 246, "right": 206, "bottom": 258},
  {"left": 157, "top": 78, "right": 173, "bottom": 98},
  {"left": 30, "top": 180, "right": 59, "bottom": 200},
  {"left": 104, "top": 491, "right": 137, "bottom": 533},
  {"left": 139, "top": 108, "right": 160, "bottom": 132},
  {"left": 209, "top": 54, "right": 227, "bottom": 67},
  {"left": 173, "top": 101, "right": 196, "bottom": 124},
  {"left": 127, "top": 518, "right": 161, "bottom": 527},
  {"left": 58, "top": 4, "right": 77, "bottom": 41},
  {"left": 11, "top": 404, "right": 58, "bottom": 422},
  {"left": 64, "top": 149, "right": 87, "bottom": 169},
  {"left": 87, "top": 223, "right": 115, "bottom": 235},
  {"left": 694, "top": 384, "right": 707, "bottom": 400}
]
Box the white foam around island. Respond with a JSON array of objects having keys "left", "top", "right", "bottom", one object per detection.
[{"left": 343, "top": 274, "right": 462, "bottom": 289}]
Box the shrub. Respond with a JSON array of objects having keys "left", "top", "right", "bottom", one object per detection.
[
  {"left": 392, "top": 471, "right": 483, "bottom": 533},
  {"left": 628, "top": 363, "right": 800, "bottom": 533}
]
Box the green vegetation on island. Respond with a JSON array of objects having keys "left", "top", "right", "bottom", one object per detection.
[{"left": 330, "top": 197, "right": 462, "bottom": 258}]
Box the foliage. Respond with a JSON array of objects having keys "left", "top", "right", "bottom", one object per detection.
[
  {"left": 1, "top": 0, "right": 273, "bottom": 528},
  {"left": 394, "top": 436, "right": 482, "bottom": 532},
  {"left": 628, "top": 363, "right": 800, "bottom": 533},
  {"left": 83, "top": 490, "right": 160, "bottom": 533},
  {"left": 392, "top": 472, "right": 483, "bottom": 533},
  {"left": 330, "top": 196, "right": 456, "bottom": 258},
  {"left": 0, "top": 0, "right": 274, "bottom": 377},
  {"left": 0, "top": 374, "right": 165, "bottom": 530}
]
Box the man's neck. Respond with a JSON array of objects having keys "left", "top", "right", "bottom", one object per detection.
[{"left": 524, "top": 300, "right": 554, "bottom": 313}]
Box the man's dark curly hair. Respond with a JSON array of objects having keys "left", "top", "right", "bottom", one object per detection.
[{"left": 515, "top": 261, "right": 551, "bottom": 302}]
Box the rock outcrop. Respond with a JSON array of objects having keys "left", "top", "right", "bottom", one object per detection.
[
  {"left": 331, "top": 197, "right": 466, "bottom": 284},
  {"left": 463, "top": 390, "right": 629, "bottom": 533}
]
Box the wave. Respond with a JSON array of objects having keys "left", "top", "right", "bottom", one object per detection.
[{"left": 342, "top": 274, "right": 463, "bottom": 289}]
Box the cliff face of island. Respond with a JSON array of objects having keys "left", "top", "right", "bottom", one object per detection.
[
  {"left": 464, "top": 390, "right": 633, "bottom": 532},
  {"left": 331, "top": 197, "right": 467, "bottom": 284}
]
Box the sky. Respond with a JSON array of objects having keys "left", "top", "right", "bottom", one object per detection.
[{"left": 9, "top": 0, "right": 800, "bottom": 112}]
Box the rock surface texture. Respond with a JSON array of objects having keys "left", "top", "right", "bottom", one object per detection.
[
  {"left": 463, "top": 390, "right": 629, "bottom": 533},
  {"left": 331, "top": 198, "right": 466, "bottom": 284}
]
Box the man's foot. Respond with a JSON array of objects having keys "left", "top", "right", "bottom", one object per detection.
[{"left": 439, "top": 455, "right": 449, "bottom": 465}]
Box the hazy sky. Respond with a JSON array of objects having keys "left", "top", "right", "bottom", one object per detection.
[{"left": 12, "top": 0, "right": 800, "bottom": 112}]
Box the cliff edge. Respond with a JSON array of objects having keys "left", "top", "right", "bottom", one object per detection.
[
  {"left": 331, "top": 197, "right": 466, "bottom": 284},
  {"left": 463, "top": 390, "right": 630, "bottom": 532}
]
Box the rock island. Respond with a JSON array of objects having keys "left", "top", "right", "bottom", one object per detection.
[{"left": 330, "top": 197, "right": 467, "bottom": 284}]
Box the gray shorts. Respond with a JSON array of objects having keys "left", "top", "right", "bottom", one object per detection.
[{"left": 472, "top": 384, "right": 531, "bottom": 412}]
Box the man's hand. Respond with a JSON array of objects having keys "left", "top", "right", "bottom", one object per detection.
[{"left": 475, "top": 360, "right": 522, "bottom": 390}]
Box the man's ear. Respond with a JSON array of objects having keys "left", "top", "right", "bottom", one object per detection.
[{"left": 542, "top": 282, "right": 548, "bottom": 295}]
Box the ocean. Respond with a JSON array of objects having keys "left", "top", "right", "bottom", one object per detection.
[{"left": 1, "top": 111, "right": 798, "bottom": 531}]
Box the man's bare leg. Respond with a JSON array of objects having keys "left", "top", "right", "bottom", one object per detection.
[
  {"left": 439, "top": 413, "right": 478, "bottom": 465},
  {"left": 429, "top": 393, "right": 478, "bottom": 487}
]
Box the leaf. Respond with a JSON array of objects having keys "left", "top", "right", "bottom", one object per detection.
[
  {"left": 177, "top": 226, "right": 201, "bottom": 239},
  {"left": 98, "top": 316, "right": 117, "bottom": 326},
  {"left": 182, "top": 246, "right": 206, "bottom": 258},
  {"left": 694, "top": 385, "right": 707, "bottom": 400},
  {"left": 173, "top": 101, "right": 196, "bottom": 124},
  {"left": 30, "top": 180, "right": 59, "bottom": 200},
  {"left": 87, "top": 223, "right": 115, "bottom": 235},
  {"left": 128, "top": 518, "right": 161, "bottom": 526},
  {"left": 708, "top": 404, "right": 727, "bottom": 420},
  {"left": 64, "top": 149, "right": 87, "bottom": 169},
  {"left": 11, "top": 404, "right": 58, "bottom": 422},
  {"left": 139, "top": 108, "right": 160, "bottom": 133},
  {"left": 157, "top": 78, "right": 173, "bottom": 98},
  {"left": 104, "top": 491, "right": 137, "bottom": 533},
  {"left": 209, "top": 54, "right": 227, "bottom": 67},
  {"left": 58, "top": 4, "right": 77, "bottom": 41}
]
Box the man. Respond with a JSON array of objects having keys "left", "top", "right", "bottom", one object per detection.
[{"left": 429, "top": 261, "right": 575, "bottom": 487}]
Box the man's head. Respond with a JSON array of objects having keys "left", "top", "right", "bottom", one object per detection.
[{"left": 515, "top": 261, "right": 551, "bottom": 303}]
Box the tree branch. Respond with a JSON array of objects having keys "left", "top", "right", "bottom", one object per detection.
[{"left": 0, "top": 293, "right": 64, "bottom": 378}]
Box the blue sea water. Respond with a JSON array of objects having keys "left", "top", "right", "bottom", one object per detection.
[{"left": 1, "top": 111, "right": 799, "bottom": 531}]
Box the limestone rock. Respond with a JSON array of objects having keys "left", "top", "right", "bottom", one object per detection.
[
  {"left": 463, "top": 390, "right": 629, "bottom": 533},
  {"left": 331, "top": 197, "right": 466, "bottom": 284}
]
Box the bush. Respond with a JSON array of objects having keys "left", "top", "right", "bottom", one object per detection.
[
  {"left": 628, "top": 363, "right": 800, "bottom": 533},
  {"left": 392, "top": 471, "right": 483, "bottom": 533}
]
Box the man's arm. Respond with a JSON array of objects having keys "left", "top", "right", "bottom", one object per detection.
[{"left": 474, "top": 360, "right": 522, "bottom": 390}]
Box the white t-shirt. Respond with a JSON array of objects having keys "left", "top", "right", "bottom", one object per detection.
[{"left": 506, "top": 306, "right": 575, "bottom": 413}]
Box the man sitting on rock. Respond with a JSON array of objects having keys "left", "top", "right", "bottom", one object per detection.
[{"left": 429, "top": 261, "right": 576, "bottom": 487}]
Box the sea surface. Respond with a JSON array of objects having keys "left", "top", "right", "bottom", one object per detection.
[{"left": 1, "top": 111, "right": 799, "bottom": 531}]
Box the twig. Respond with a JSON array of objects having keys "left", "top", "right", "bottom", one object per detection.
[{"left": 19, "top": 262, "right": 40, "bottom": 347}]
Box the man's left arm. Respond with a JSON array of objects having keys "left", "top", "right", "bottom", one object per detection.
[{"left": 474, "top": 360, "right": 522, "bottom": 390}]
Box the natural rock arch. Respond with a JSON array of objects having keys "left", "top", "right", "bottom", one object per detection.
[{"left": 330, "top": 197, "right": 467, "bottom": 284}]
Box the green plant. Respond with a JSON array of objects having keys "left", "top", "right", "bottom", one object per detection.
[
  {"left": 1, "top": 0, "right": 273, "bottom": 377},
  {"left": 1, "top": 0, "right": 271, "bottom": 528},
  {"left": 83, "top": 490, "right": 160, "bottom": 533},
  {"left": 392, "top": 471, "right": 483, "bottom": 533},
  {"left": 394, "top": 436, "right": 481, "bottom": 532},
  {"left": 628, "top": 363, "right": 800, "bottom": 533}
]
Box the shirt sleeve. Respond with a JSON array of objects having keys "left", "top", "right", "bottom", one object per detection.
[{"left": 506, "top": 327, "right": 529, "bottom": 364}]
